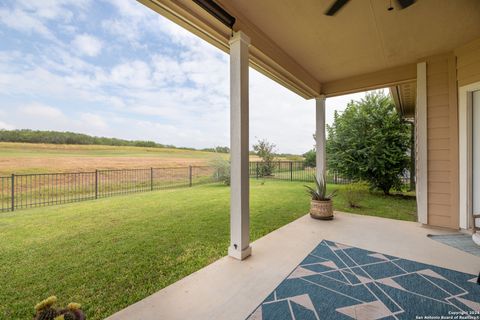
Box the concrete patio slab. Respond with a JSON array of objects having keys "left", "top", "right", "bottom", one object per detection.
[{"left": 107, "top": 212, "right": 480, "bottom": 320}]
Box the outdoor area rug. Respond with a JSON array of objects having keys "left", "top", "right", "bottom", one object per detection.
[
  {"left": 428, "top": 233, "right": 480, "bottom": 257},
  {"left": 246, "top": 240, "right": 480, "bottom": 320}
]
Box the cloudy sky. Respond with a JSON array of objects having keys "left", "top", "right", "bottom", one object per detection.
[{"left": 0, "top": 0, "right": 372, "bottom": 154}]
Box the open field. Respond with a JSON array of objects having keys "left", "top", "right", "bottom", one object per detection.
[
  {"left": 0, "top": 142, "right": 282, "bottom": 175},
  {"left": 0, "top": 180, "right": 416, "bottom": 320},
  {"left": 0, "top": 142, "right": 230, "bottom": 175}
]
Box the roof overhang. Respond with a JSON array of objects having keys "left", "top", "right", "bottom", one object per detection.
[
  {"left": 138, "top": 0, "right": 320, "bottom": 99},
  {"left": 139, "top": 0, "right": 480, "bottom": 100},
  {"left": 390, "top": 81, "right": 417, "bottom": 119}
]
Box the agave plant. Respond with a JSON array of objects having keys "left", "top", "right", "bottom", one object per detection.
[{"left": 305, "top": 175, "right": 337, "bottom": 201}]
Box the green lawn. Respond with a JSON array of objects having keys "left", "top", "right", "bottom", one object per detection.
[{"left": 0, "top": 180, "right": 416, "bottom": 319}]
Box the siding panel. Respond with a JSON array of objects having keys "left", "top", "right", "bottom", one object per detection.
[
  {"left": 427, "top": 106, "right": 449, "bottom": 119},
  {"left": 427, "top": 116, "right": 449, "bottom": 128},
  {"left": 429, "top": 215, "right": 454, "bottom": 227},
  {"left": 428, "top": 150, "right": 450, "bottom": 161},
  {"left": 428, "top": 94, "right": 449, "bottom": 107},
  {"left": 428, "top": 193, "right": 451, "bottom": 205},
  {"left": 426, "top": 53, "right": 459, "bottom": 229},
  {"left": 427, "top": 138, "right": 449, "bottom": 150},
  {"left": 428, "top": 182, "right": 450, "bottom": 194},
  {"left": 428, "top": 128, "right": 450, "bottom": 139},
  {"left": 427, "top": 160, "right": 450, "bottom": 171},
  {"left": 428, "top": 171, "right": 451, "bottom": 183}
]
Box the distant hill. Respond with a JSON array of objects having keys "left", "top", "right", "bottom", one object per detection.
[{"left": 0, "top": 129, "right": 230, "bottom": 153}]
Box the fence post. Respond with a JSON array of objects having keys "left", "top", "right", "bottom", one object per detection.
[
  {"left": 290, "top": 161, "right": 293, "bottom": 181},
  {"left": 11, "top": 174, "right": 14, "bottom": 212},
  {"left": 95, "top": 170, "right": 98, "bottom": 199},
  {"left": 256, "top": 162, "right": 259, "bottom": 179},
  {"left": 150, "top": 167, "right": 154, "bottom": 191},
  {"left": 189, "top": 166, "right": 193, "bottom": 187}
]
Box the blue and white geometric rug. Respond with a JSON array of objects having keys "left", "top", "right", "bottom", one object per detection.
[{"left": 246, "top": 240, "right": 480, "bottom": 320}]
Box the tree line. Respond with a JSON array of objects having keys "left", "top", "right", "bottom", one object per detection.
[{"left": 0, "top": 129, "right": 230, "bottom": 153}]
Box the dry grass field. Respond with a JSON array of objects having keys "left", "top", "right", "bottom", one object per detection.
[
  {"left": 0, "top": 142, "right": 236, "bottom": 175},
  {"left": 0, "top": 142, "right": 282, "bottom": 212}
]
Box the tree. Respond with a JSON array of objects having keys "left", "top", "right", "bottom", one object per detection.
[
  {"left": 253, "top": 138, "right": 276, "bottom": 176},
  {"left": 303, "top": 149, "right": 316, "bottom": 167},
  {"left": 326, "top": 91, "right": 410, "bottom": 195},
  {"left": 303, "top": 133, "right": 317, "bottom": 167}
]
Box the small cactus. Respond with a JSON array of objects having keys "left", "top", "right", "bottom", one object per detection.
[
  {"left": 33, "top": 297, "right": 85, "bottom": 320},
  {"left": 36, "top": 308, "right": 58, "bottom": 320},
  {"left": 35, "top": 296, "right": 57, "bottom": 312},
  {"left": 62, "top": 312, "right": 76, "bottom": 320},
  {"left": 67, "top": 303, "right": 81, "bottom": 311}
]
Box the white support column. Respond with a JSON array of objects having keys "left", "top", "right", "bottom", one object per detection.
[
  {"left": 316, "top": 96, "right": 327, "bottom": 179},
  {"left": 228, "top": 31, "right": 251, "bottom": 260},
  {"left": 416, "top": 62, "right": 428, "bottom": 224}
]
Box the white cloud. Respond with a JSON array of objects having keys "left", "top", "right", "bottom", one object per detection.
[
  {"left": 110, "top": 60, "right": 152, "bottom": 88},
  {"left": 21, "top": 103, "right": 64, "bottom": 119},
  {"left": 249, "top": 70, "right": 315, "bottom": 154},
  {"left": 130, "top": 106, "right": 183, "bottom": 119},
  {"left": 0, "top": 121, "right": 15, "bottom": 130},
  {"left": 105, "top": 0, "right": 148, "bottom": 18},
  {"left": 0, "top": 8, "right": 55, "bottom": 40},
  {"left": 15, "top": 0, "right": 90, "bottom": 21},
  {"left": 151, "top": 55, "right": 187, "bottom": 85},
  {"left": 79, "top": 113, "right": 108, "bottom": 130},
  {"left": 72, "top": 34, "right": 103, "bottom": 57},
  {"left": 0, "top": 1, "right": 91, "bottom": 41},
  {"left": 102, "top": 19, "right": 140, "bottom": 44}
]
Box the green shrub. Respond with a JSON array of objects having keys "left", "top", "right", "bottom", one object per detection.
[
  {"left": 209, "top": 156, "right": 230, "bottom": 186},
  {"left": 344, "top": 182, "right": 367, "bottom": 208}
]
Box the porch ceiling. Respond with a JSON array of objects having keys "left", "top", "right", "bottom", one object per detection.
[{"left": 140, "top": 0, "right": 480, "bottom": 98}]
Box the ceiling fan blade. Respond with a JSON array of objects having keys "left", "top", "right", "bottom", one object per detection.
[
  {"left": 396, "top": 0, "right": 416, "bottom": 9},
  {"left": 325, "top": 0, "right": 350, "bottom": 16}
]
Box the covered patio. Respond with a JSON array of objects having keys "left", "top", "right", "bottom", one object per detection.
[
  {"left": 135, "top": 0, "right": 480, "bottom": 261},
  {"left": 107, "top": 212, "right": 479, "bottom": 319},
  {"left": 105, "top": 0, "right": 480, "bottom": 318}
]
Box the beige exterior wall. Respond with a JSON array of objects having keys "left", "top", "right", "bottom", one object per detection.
[
  {"left": 423, "top": 37, "right": 480, "bottom": 229},
  {"left": 425, "top": 54, "right": 459, "bottom": 229}
]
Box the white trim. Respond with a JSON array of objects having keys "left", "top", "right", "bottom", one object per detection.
[
  {"left": 416, "top": 62, "right": 428, "bottom": 224},
  {"left": 315, "top": 95, "right": 326, "bottom": 179},
  {"left": 459, "top": 81, "right": 480, "bottom": 230}
]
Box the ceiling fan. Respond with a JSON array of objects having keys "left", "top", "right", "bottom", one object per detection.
[{"left": 325, "top": 0, "right": 416, "bottom": 16}]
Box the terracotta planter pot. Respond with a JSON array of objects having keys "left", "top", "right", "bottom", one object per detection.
[{"left": 310, "top": 199, "right": 334, "bottom": 220}]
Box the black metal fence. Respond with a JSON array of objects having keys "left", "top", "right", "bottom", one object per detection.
[
  {"left": 249, "top": 161, "right": 352, "bottom": 184},
  {"left": 0, "top": 166, "right": 216, "bottom": 212},
  {"left": 249, "top": 161, "right": 410, "bottom": 186},
  {"left": 0, "top": 161, "right": 411, "bottom": 213}
]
